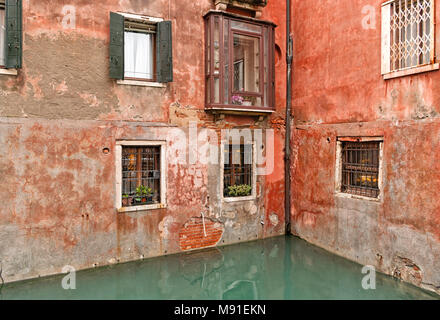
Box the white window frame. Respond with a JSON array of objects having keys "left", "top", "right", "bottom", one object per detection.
[
  {"left": 115, "top": 140, "right": 167, "bottom": 212},
  {"left": 220, "top": 141, "right": 257, "bottom": 203},
  {"left": 382, "top": 0, "right": 438, "bottom": 79},
  {"left": 116, "top": 12, "right": 165, "bottom": 88},
  {"left": 335, "top": 137, "right": 384, "bottom": 202}
]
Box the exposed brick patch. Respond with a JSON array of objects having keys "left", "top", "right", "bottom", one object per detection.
[{"left": 179, "top": 217, "right": 224, "bottom": 251}]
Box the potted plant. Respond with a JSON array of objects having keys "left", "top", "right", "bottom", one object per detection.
[
  {"left": 135, "top": 185, "right": 153, "bottom": 204},
  {"left": 227, "top": 184, "right": 252, "bottom": 197},
  {"left": 122, "top": 194, "right": 131, "bottom": 207},
  {"left": 231, "top": 95, "right": 244, "bottom": 105}
]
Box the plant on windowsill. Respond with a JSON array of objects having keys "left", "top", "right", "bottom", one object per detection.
[
  {"left": 135, "top": 185, "right": 153, "bottom": 205},
  {"left": 231, "top": 95, "right": 244, "bottom": 105},
  {"left": 122, "top": 194, "right": 132, "bottom": 207},
  {"left": 227, "top": 184, "right": 252, "bottom": 197}
]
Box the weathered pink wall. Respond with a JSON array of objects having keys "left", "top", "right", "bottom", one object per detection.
[
  {"left": 0, "top": 0, "right": 287, "bottom": 283},
  {"left": 291, "top": 0, "right": 440, "bottom": 294}
]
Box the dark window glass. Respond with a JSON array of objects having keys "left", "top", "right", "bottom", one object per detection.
[
  {"left": 122, "top": 146, "right": 161, "bottom": 207},
  {"left": 224, "top": 144, "right": 253, "bottom": 198}
]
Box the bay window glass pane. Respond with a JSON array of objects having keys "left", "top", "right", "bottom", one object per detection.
[
  {"left": 233, "top": 34, "right": 260, "bottom": 94},
  {"left": 214, "top": 77, "right": 220, "bottom": 103},
  {"left": 0, "top": 9, "right": 5, "bottom": 66},
  {"left": 264, "top": 27, "right": 269, "bottom": 107},
  {"left": 124, "top": 31, "right": 154, "bottom": 79},
  {"left": 214, "top": 17, "right": 220, "bottom": 74},
  {"left": 224, "top": 19, "right": 229, "bottom": 104}
]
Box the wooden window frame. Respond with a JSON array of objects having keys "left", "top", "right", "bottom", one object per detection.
[
  {"left": 115, "top": 141, "right": 167, "bottom": 212},
  {"left": 204, "top": 11, "right": 276, "bottom": 112}
]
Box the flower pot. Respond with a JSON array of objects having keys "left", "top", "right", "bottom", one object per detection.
[{"left": 242, "top": 101, "right": 252, "bottom": 106}]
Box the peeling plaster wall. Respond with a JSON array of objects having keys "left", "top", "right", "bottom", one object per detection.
[
  {"left": 291, "top": 0, "right": 440, "bottom": 294},
  {"left": 0, "top": 0, "right": 287, "bottom": 283}
]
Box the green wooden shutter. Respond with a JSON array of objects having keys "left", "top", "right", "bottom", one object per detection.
[
  {"left": 5, "top": 0, "right": 22, "bottom": 69},
  {"left": 109, "top": 12, "right": 124, "bottom": 79},
  {"left": 156, "top": 21, "right": 173, "bottom": 83}
]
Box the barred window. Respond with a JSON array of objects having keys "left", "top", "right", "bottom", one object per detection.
[
  {"left": 382, "top": 0, "right": 435, "bottom": 75},
  {"left": 341, "top": 141, "right": 381, "bottom": 198},
  {"left": 224, "top": 144, "right": 253, "bottom": 198},
  {"left": 121, "top": 146, "right": 161, "bottom": 207}
]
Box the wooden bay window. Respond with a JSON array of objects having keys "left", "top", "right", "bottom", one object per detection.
[{"left": 204, "top": 11, "right": 275, "bottom": 112}]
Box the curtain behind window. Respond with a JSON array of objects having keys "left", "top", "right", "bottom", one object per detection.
[
  {"left": 124, "top": 31, "right": 153, "bottom": 80},
  {"left": 0, "top": 10, "right": 5, "bottom": 66}
]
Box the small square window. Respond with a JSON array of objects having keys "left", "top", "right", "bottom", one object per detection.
[
  {"left": 116, "top": 141, "right": 166, "bottom": 212},
  {"left": 338, "top": 140, "right": 382, "bottom": 199},
  {"left": 223, "top": 144, "right": 254, "bottom": 198}
]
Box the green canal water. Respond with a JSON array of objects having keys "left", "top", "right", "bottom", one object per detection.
[{"left": 1, "top": 236, "right": 438, "bottom": 300}]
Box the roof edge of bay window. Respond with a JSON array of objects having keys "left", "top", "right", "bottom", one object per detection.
[{"left": 204, "top": 10, "right": 277, "bottom": 114}]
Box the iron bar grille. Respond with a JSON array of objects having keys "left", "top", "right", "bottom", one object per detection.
[
  {"left": 122, "top": 146, "right": 161, "bottom": 207},
  {"left": 341, "top": 141, "right": 380, "bottom": 198},
  {"left": 390, "top": 0, "right": 432, "bottom": 71},
  {"left": 224, "top": 144, "right": 253, "bottom": 197}
]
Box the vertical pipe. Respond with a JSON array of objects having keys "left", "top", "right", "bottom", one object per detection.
[{"left": 285, "top": 0, "right": 293, "bottom": 234}]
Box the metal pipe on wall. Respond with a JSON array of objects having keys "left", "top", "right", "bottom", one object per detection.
[{"left": 285, "top": 0, "right": 293, "bottom": 235}]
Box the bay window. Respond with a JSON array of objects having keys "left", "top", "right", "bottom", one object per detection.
[{"left": 204, "top": 11, "right": 275, "bottom": 112}]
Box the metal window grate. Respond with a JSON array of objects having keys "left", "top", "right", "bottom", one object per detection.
[
  {"left": 122, "top": 146, "right": 161, "bottom": 207},
  {"left": 341, "top": 141, "right": 380, "bottom": 198},
  {"left": 390, "top": 0, "right": 433, "bottom": 71},
  {"left": 224, "top": 144, "right": 253, "bottom": 197}
]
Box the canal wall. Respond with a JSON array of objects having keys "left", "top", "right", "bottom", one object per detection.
[
  {"left": 290, "top": 0, "right": 440, "bottom": 295},
  {"left": 0, "top": 0, "right": 287, "bottom": 283}
]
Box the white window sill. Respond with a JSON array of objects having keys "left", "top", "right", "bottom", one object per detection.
[
  {"left": 0, "top": 68, "right": 18, "bottom": 76},
  {"left": 116, "top": 79, "right": 166, "bottom": 88},
  {"left": 223, "top": 195, "right": 256, "bottom": 203},
  {"left": 383, "top": 63, "right": 439, "bottom": 80},
  {"left": 117, "top": 203, "right": 166, "bottom": 213},
  {"left": 335, "top": 192, "right": 381, "bottom": 203}
]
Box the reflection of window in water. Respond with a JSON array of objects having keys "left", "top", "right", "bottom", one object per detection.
[
  {"left": 222, "top": 280, "right": 258, "bottom": 300},
  {"left": 233, "top": 34, "right": 260, "bottom": 93}
]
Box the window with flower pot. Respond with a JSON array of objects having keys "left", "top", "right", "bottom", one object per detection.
[
  {"left": 115, "top": 141, "right": 167, "bottom": 212},
  {"left": 223, "top": 143, "right": 255, "bottom": 199},
  {"left": 204, "top": 11, "right": 275, "bottom": 112}
]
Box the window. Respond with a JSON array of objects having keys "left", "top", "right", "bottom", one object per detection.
[
  {"left": 109, "top": 12, "right": 173, "bottom": 83},
  {"left": 115, "top": 141, "right": 166, "bottom": 212},
  {"left": 0, "top": 0, "right": 22, "bottom": 71},
  {"left": 336, "top": 139, "right": 383, "bottom": 199},
  {"left": 382, "top": 0, "right": 437, "bottom": 78},
  {"left": 223, "top": 143, "right": 254, "bottom": 199},
  {"left": 204, "top": 11, "right": 275, "bottom": 111},
  {"left": 124, "top": 19, "right": 156, "bottom": 80},
  {"left": 0, "top": 2, "right": 5, "bottom": 66}
]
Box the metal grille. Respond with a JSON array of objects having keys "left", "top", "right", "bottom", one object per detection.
[
  {"left": 390, "top": 0, "right": 432, "bottom": 71},
  {"left": 341, "top": 141, "right": 380, "bottom": 198},
  {"left": 122, "top": 146, "right": 161, "bottom": 207},
  {"left": 224, "top": 144, "right": 253, "bottom": 197}
]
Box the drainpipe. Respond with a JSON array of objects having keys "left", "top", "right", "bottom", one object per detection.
[{"left": 285, "top": 0, "right": 293, "bottom": 235}]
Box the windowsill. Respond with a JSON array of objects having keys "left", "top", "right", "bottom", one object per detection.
[
  {"left": 223, "top": 195, "right": 256, "bottom": 203},
  {"left": 206, "top": 105, "right": 275, "bottom": 115},
  {"left": 0, "top": 68, "right": 18, "bottom": 76},
  {"left": 117, "top": 203, "right": 167, "bottom": 213},
  {"left": 383, "top": 63, "right": 440, "bottom": 80},
  {"left": 335, "top": 192, "right": 381, "bottom": 203},
  {"left": 116, "top": 79, "right": 166, "bottom": 88}
]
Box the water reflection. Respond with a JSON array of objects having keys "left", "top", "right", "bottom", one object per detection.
[{"left": 0, "top": 236, "right": 438, "bottom": 300}]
